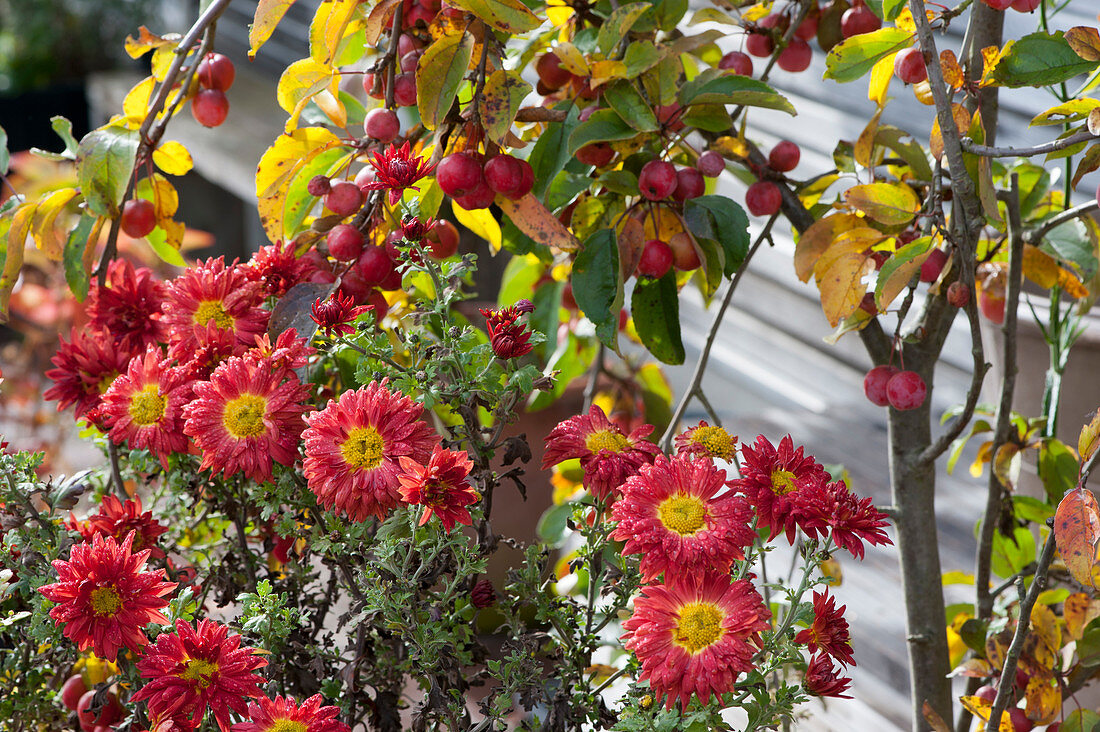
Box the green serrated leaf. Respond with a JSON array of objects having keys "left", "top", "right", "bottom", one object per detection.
[
  {"left": 677, "top": 69, "right": 795, "bottom": 114},
  {"left": 597, "top": 2, "right": 651, "bottom": 55},
  {"left": 567, "top": 109, "right": 639, "bottom": 156},
  {"left": 631, "top": 273, "right": 684, "bottom": 365},
  {"left": 529, "top": 104, "right": 580, "bottom": 201},
  {"left": 989, "top": 31, "right": 1100, "bottom": 88},
  {"left": 76, "top": 122, "right": 139, "bottom": 218},
  {"left": 416, "top": 31, "right": 474, "bottom": 130},
  {"left": 682, "top": 195, "right": 750, "bottom": 276},
  {"left": 601, "top": 80, "right": 659, "bottom": 132},
  {"left": 63, "top": 215, "right": 96, "bottom": 302},
  {"left": 571, "top": 228, "right": 622, "bottom": 350}
]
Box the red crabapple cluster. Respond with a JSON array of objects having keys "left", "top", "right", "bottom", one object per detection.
[{"left": 191, "top": 52, "right": 234, "bottom": 128}]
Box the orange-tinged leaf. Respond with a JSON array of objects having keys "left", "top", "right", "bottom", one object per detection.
[
  {"left": 1080, "top": 411, "right": 1100, "bottom": 465},
  {"left": 875, "top": 236, "right": 932, "bottom": 310},
  {"left": 814, "top": 228, "right": 879, "bottom": 327},
  {"left": 985, "top": 628, "right": 1012, "bottom": 671},
  {"left": 1024, "top": 673, "right": 1061, "bottom": 725},
  {"left": 311, "top": 89, "right": 347, "bottom": 129},
  {"left": 971, "top": 440, "right": 994, "bottom": 478},
  {"left": 309, "top": 0, "right": 358, "bottom": 65},
  {"left": 277, "top": 58, "right": 337, "bottom": 132},
  {"left": 498, "top": 194, "right": 580, "bottom": 253},
  {"left": 931, "top": 104, "right": 971, "bottom": 159},
  {"left": 152, "top": 140, "right": 193, "bottom": 176},
  {"left": 941, "top": 49, "right": 964, "bottom": 89},
  {"left": 1030, "top": 603, "right": 1061, "bottom": 657},
  {"left": 448, "top": 0, "right": 541, "bottom": 33},
  {"left": 642, "top": 205, "right": 684, "bottom": 244},
  {"left": 124, "top": 26, "right": 173, "bottom": 59},
  {"left": 589, "top": 60, "right": 628, "bottom": 87},
  {"left": 416, "top": 31, "right": 474, "bottom": 131},
  {"left": 1065, "top": 26, "right": 1100, "bottom": 62},
  {"left": 855, "top": 107, "right": 884, "bottom": 168},
  {"left": 1022, "top": 244, "right": 1088, "bottom": 298},
  {"left": 949, "top": 658, "right": 995, "bottom": 678},
  {"left": 993, "top": 442, "right": 1022, "bottom": 490},
  {"left": 553, "top": 42, "right": 590, "bottom": 75},
  {"left": 793, "top": 213, "right": 862, "bottom": 282},
  {"left": 364, "top": 0, "right": 401, "bottom": 44},
  {"left": 819, "top": 556, "right": 842, "bottom": 585},
  {"left": 711, "top": 135, "right": 749, "bottom": 159},
  {"left": 1064, "top": 592, "right": 1100, "bottom": 640},
  {"left": 923, "top": 701, "right": 952, "bottom": 732},
  {"left": 959, "top": 696, "right": 1016, "bottom": 732},
  {"left": 617, "top": 215, "right": 645, "bottom": 280},
  {"left": 979, "top": 45, "right": 1002, "bottom": 87},
  {"left": 250, "top": 0, "right": 299, "bottom": 58},
  {"left": 256, "top": 127, "right": 343, "bottom": 199},
  {"left": 1054, "top": 488, "right": 1100, "bottom": 590},
  {"left": 30, "top": 188, "right": 79, "bottom": 260},
  {"left": 843, "top": 182, "right": 921, "bottom": 226}
]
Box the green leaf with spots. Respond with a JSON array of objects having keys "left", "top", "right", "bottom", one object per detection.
[
  {"left": 76, "top": 122, "right": 139, "bottom": 218},
  {"left": 631, "top": 271, "right": 684, "bottom": 365},
  {"left": 571, "top": 228, "right": 622, "bottom": 350}
]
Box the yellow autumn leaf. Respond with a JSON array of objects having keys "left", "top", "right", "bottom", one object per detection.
[
  {"left": 1022, "top": 244, "right": 1089, "bottom": 298},
  {"left": 589, "top": 60, "right": 628, "bottom": 87},
  {"left": 1024, "top": 674, "right": 1061, "bottom": 726},
  {"left": 930, "top": 104, "right": 971, "bottom": 159},
  {"left": 546, "top": 0, "right": 573, "bottom": 26},
  {"left": 793, "top": 213, "right": 863, "bottom": 282},
  {"left": 940, "top": 49, "right": 964, "bottom": 90},
  {"left": 30, "top": 188, "right": 79, "bottom": 260},
  {"left": 1064, "top": 592, "right": 1100, "bottom": 640},
  {"left": 554, "top": 42, "right": 589, "bottom": 75},
  {"left": 497, "top": 195, "right": 580, "bottom": 253},
  {"left": 125, "top": 26, "right": 172, "bottom": 58},
  {"left": 152, "top": 140, "right": 193, "bottom": 176},
  {"left": 453, "top": 203, "right": 502, "bottom": 253},
  {"left": 0, "top": 203, "right": 35, "bottom": 321},
  {"left": 867, "top": 53, "right": 895, "bottom": 107},
  {"left": 256, "top": 127, "right": 343, "bottom": 199},
  {"left": 122, "top": 76, "right": 156, "bottom": 129},
  {"left": 250, "top": 0, "right": 299, "bottom": 58},
  {"left": 855, "top": 107, "right": 884, "bottom": 168},
  {"left": 309, "top": 0, "right": 358, "bottom": 65},
  {"left": 844, "top": 182, "right": 921, "bottom": 226},
  {"left": 814, "top": 228, "right": 880, "bottom": 326},
  {"left": 277, "top": 58, "right": 337, "bottom": 132},
  {"left": 959, "top": 696, "right": 1017, "bottom": 732}
]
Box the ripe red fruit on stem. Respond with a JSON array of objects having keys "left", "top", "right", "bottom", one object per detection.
[
  {"left": 980, "top": 0, "right": 1014, "bottom": 9},
  {"left": 979, "top": 288, "right": 1006, "bottom": 324},
  {"left": 672, "top": 167, "right": 705, "bottom": 202},
  {"left": 357, "top": 245, "right": 397, "bottom": 285},
  {"left": 1010, "top": 0, "right": 1040, "bottom": 10},
  {"left": 191, "top": 89, "right": 229, "bottom": 127},
  {"left": 920, "top": 248, "right": 948, "bottom": 283},
  {"left": 893, "top": 47, "right": 928, "bottom": 84},
  {"left": 364, "top": 108, "right": 400, "bottom": 142},
  {"left": 637, "top": 239, "right": 674, "bottom": 278},
  {"left": 327, "top": 224, "right": 366, "bottom": 262},
  {"left": 1007, "top": 708, "right": 1033, "bottom": 732},
  {"left": 947, "top": 281, "right": 970, "bottom": 307},
  {"left": 77, "top": 690, "right": 122, "bottom": 730},
  {"left": 638, "top": 160, "right": 678, "bottom": 200},
  {"left": 745, "top": 180, "right": 782, "bottom": 216},
  {"left": 484, "top": 155, "right": 532, "bottom": 199},
  {"left": 426, "top": 220, "right": 460, "bottom": 259},
  {"left": 393, "top": 73, "right": 418, "bottom": 107},
  {"left": 841, "top": 7, "right": 881, "bottom": 37},
  {"left": 454, "top": 179, "right": 496, "bottom": 210},
  {"left": 768, "top": 141, "right": 801, "bottom": 172},
  {"left": 886, "top": 370, "right": 927, "bottom": 411},
  {"left": 974, "top": 685, "right": 997, "bottom": 704},
  {"left": 436, "top": 152, "right": 485, "bottom": 197},
  {"left": 536, "top": 52, "right": 572, "bottom": 90},
  {"left": 669, "top": 232, "right": 701, "bottom": 271},
  {"left": 307, "top": 175, "right": 331, "bottom": 197},
  {"left": 863, "top": 365, "right": 899, "bottom": 407},
  {"left": 575, "top": 143, "right": 614, "bottom": 168},
  {"left": 61, "top": 675, "right": 89, "bottom": 711},
  {"left": 794, "top": 14, "right": 818, "bottom": 40},
  {"left": 777, "top": 39, "right": 812, "bottom": 72},
  {"left": 121, "top": 199, "right": 156, "bottom": 238},
  {"left": 324, "top": 181, "right": 364, "bottom": 218},
  {"left": 745, "top": 32, "right": 774, "bottom": 57},
  {"left": 718, "top": 51, "right": 753, "bottom": 76},
  {"left": 697, "top": 151, "right": 725, "bottom": 178},
  {"left": 197, "top": 52, "right": 235, "bottom": 91}
]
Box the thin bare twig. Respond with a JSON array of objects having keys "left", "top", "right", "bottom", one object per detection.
[
  {"left": 962, "top": 128, "right": 1097, "bottom": 159},
  {"left": 1026, "top": 199, "right": 1100, "bottom": 245}
]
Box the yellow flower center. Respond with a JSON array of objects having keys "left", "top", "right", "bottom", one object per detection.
[
  {"left": 128, "top": 384, "right": 166, "bottom": 426},
  {"left": 585, "top": 429, "right": 630, "bottom": 454},
  {"left": 770, "top": 469, "right": 798, "bottom": 495},
  {"left": 674, "top": 601, "right": 724, "bottom": 654},
  {"left": 657, "top": 494, "right": 708, "bottom": 536},
  {"left": 341, "top": 426, "right": 385, "bottom": 470},
  {"left": 223, "top": 394, "right": 268, "bottom": 438},
  {"left": 180, "top": 658, "right": 219, "bottom": 688},
  {"left": 96, "top": 372, "right": 120, "bottom": 394},
  {"left": 270, "top": 721, "right": 308, "bottom": 732},
  {"left": 89, "top": 586, "right": 122, "bottom": 616},
  {"left": 692, "top": 426, "right": 735, "bottom": 460},
  {"left": 193, "top": 300, "right": 234, "bottom": 330}
]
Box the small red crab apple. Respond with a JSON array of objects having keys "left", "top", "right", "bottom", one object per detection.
[
  {"left": 364, "top": 108, "right": 400, "bottom": 142},
  {"left": 327, "top": 224, "right": 365, "bottom": 262},
  {"left": 1007, "top": 708, "right": 1033, "bottom": 732},
  {"left": 893, "top": 47, "right": 928, "bottom": 84},
  {"left": 886, "top": 370, "right": 927, "bottom": 411},
  {"left": 862, "top": 365, "right": 899, "bottom": 407},
  {"left": 777, "top": 38, "right": 813, "bottom": 72},
  {"left": 77, "top": 689, "right": 122, "bottom": 731},
  {"left": 920, "top": 248, "right": 948, "bottom": 283},
  {"left": 484, "top": 155, "right": 533, "bottom": 200},
  {"left": 121, "top": 198, "right": 156, "bottom": 238},
  {"left": 1010, "top": 0, "right": 1040, "bottom": 10},
  {"left": 425, "top": 220, "right": 460, "bottom": 259},
  {"left": 637, "top": 239, "right": 674, "bottom": 278},
  {"left": 307, "top": 175, "right": 331, "bottom": 197},
  {"left": 669, "top": 231, "right": 701, "bottom": 271},
  {"left": 841, "top": 4, "right": 881, "bottom": 37},
  {"left": 718, "top": 51, "right": 753, "bottom": 75},
  {"left": 745, "top": 180, "right": 782, "bottom": 216},
  {"left": 697, "top": 150, "right": 725, "bottom": 177},
  {"left": 947, "top": 281, "right": 970, "bottom": 307},
  {"left": 536, "top": 52, "right": 572, "bottom": 90},
  {"left": 575, "top": 142, "right": 615, "bottom": 167},
  {"left": 638, "top": 160, "right": 678, "bottom": 200},
  {"left": 672, "top": 167, "right": 705, "bottom": 202},
  {"left": 768, "top": 141, "right": 800, "bottom": 172},
  {"left": 60, "top": 674, "right": 88, "bottom": 711},
  {"left": 324, "top": 181, "right": 364, "bottom": 218},
  {"left": 191, "top": 88, "right": 228, "bottom": 127},
  {"left": 197, "top": 52, "right": 235, "bottom": 91},
  {"left": 436, "top": 152, "right": 484, "bottom": 198},
  {"left": 745, "top": 31, "right": 774, "bottom": 57},
  {"left": 980, "top": 0, "right": 1014, "bottom": 8}
]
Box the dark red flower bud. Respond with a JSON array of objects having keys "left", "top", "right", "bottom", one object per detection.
[{"left": 470, "top": 578, "right": 496, "bottom": 609}]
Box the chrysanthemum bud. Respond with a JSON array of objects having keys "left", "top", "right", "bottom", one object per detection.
[{"left": 470, "top": 578, "right": 497, "bottom": 609}]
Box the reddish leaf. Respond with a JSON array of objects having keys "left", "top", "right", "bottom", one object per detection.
[{"left": 1054, "top": 487, "right": 1100, "bottom": 589}]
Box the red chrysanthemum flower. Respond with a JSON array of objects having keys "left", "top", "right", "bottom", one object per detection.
[
  {"left": 804, "top": 652, "right": 853, "bottom": 698},
  {"left": 247, "top": 329, "right": 315, "bottom": 373},
  {"left": 44, "top": 327, "right": 135, "bottom": 419},
  {"left": 363, "top": 142, "right": 437, "bottom": 206},
  {"left": 171, "top": 322, "right": 248, "bottom": 382},
  {"left": 245, "top": 241, "right": 310, "bottom": 297},
  {"left": 795, "top": 590, "right": 855, "bottom": 667},
  {"left": 806, "top": 480, "right": 892, "bottom": 560},
  {"left": 162, "top": 257, "right": 269, "bottom": 355},
  {"left": 311, "top": 291, "right": 370, "bottom": 338},
  {"left": 131, "top": 619, "right": 267, "bottom": 732},
  {"left": 479, "top": 305, "right": 533, "bottom": 360},
  {"left": 611, "top": 455, "right": 756, "bottom": 581},
  {"left": 232, "top": 694, "right": 349, "bottom": 732},
  {"left": 397, "top": 446, "right": 479, "bottom": 531},
  {"left": 730, "top": 434, "right": 829, "bottom": 544},
  {"left": 100, "top": 345, "right": 192, "bottom": 468},
  {"left": 38, "top": 532, "right": 176, "bottom": 662},
  {"left": 75, "top": 495, "right": 169, "bottom": 559},
  {"left": 674, "top": 421, "right": 737, "bottom": 462},
  {"left": 87, "top": 259, "right": 170, "bottom": 352},
  {"left": 303, "top": 381, "right": 439, "bottom": 521},
  {"left": 542, "top": 405, "right": 660, "bottom": 500},
  {"left": 183, "top": 356, "right": 310, "bottom": 483},
  {"left": 622, "top": 571, "right": 771, "bottom": 710},
  {"left": 401, "top": 215, "right": 436, "bottom": 242}
]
